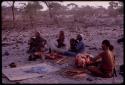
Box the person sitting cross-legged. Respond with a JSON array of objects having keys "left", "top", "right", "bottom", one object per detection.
[
  {"left": 47, "top": 31, "right": 67, "bottom": 54},
  {"left": 27, "top": 31, "right": 47, "bottom": 61},
  {"left": 87, "top": 40, "right": 116, "bottom": 78},
  {"left": 64, "top": 34, "right": 85, "bottom": 57}
]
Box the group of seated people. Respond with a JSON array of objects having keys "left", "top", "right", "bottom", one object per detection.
[
  {"left": 27, "top": 31, "right": 116, "bottom": 78},
  {"left": 27, "top": 31, "right": 85, "bottom": 60}
]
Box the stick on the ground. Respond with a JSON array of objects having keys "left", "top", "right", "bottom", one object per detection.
[{"left": 56, "top": 57, "right": 66, "bottom": 64}]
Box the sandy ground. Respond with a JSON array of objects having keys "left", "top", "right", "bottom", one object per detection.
[{"left": 2, "top": 25, "right": 123, "bottom": 84}]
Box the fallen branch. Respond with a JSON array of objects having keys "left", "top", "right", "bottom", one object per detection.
[{"left": 56, "top": 57, "right": 66, "bottom": 64}]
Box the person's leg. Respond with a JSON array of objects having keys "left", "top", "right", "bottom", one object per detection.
[
  {"left": 28, "top": 53, "right": 38, "bottom": 61},
  {"left": 42, "top": 47, "right": 49, "bottom": 53},
  {"left": 46, "top": 40, "right": 65, "bottom": 53},
  {"left": 87, "top": 66, "right": 112, "bottom": 78},
  {"left": 63, "top": 51, "right": 77, "bottom": 57},
  {"left": 28, "top": 47, "right": 36, "bottom": 61},
  {"left": 87, "top": 66, "right": 104, "bottom": 77},
  {"left": 54, "top": 48, "right": 66, "bottom": 54},
  {"left": 28, "top": 53, "right": 33, "bottom": 61}
]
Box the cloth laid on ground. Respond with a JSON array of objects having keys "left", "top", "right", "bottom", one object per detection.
[
  {"left": 47, "top": 39, "right": 68, "bottom": 54},
  {"left": 2, "top": 63, "right": 59, "bottom": 81},
  {"left": 58, "top": 67, "right": 88, "bottom": 79},
  {"left": 45, "top": 52, "right": 63, "bottom": 59},
  {"left": 24, "top": 66, "right": 48, "bottom": 74}
]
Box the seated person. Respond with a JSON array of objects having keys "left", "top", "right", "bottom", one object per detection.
[
  {"left": 69, "top": 38, "right": 78, "bottom": 52},
  {"left": 57, "top": 31, "right": 66, "bottom": 48},
  {"left": 64, "top": 34, "right": 85, "bottom": 56},
  {"left": 47, "top": 31, "right": 67, "bottom": 54},
  {"left": 76, "top": 34, "right": 85, "bottom": 53},
  {"left": 87, "top": 40, "right": 115, "bottom": 78},
  {"left": 27, "top": 31, "right": 47, "bottom": 61},
  {"left": 117, "top": 37, "right": 124, "bottom": 43}
]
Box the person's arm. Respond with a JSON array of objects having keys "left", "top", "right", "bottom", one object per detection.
[
  {"left": 40, "top": 37, "right": 46, "bottom": 44},
  {"left": 28, "top": 37, "right": 34, "bottom": 45},
  {"left": 93, "top": 53, "right": 103, "bottom": 61},
  {"left": 43, "top": 39, "right": 47, "bottom": 45},
  {"left": 54, "top": 39, "right": 58, "bottom": 48},
  {"left": 76, "top": 41, "right": 85, "bottom": 51},
  {"left": 39, "top": 38, "right": 46, "bottom": 47},
  {"left": 76, "top": 42, "right": 81, "bottom": 50}
]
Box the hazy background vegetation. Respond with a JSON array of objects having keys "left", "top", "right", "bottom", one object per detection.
[{"left": 2, "top": 1, "right": 123, "bottom": 32}]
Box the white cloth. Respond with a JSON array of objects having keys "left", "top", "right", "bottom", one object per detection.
[{"left": 47, "top": 38, "right": 69, "bottom": 53}]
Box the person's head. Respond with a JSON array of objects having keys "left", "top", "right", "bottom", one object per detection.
[
  {"left": 59, "top": 31, "right": 65, "bottom": 40},
  {"left": 102, "top": 40, "right": 114, "bottom": 51},
  {"left": 70, "top": 38, "right": 77, "bottom": 46},
  {"left": 35, "top": 31, "right": 40, "bottom": 37},
  {"left": 59, "top": 31, "right": 64, "bottom": 35},
  {"left": 77, "top": 34, "right": 83, "bottom": 41},
  {"left": 109, "top": 44, "right": 114, "bottom": 51}
]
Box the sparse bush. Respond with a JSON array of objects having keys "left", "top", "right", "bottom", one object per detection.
[{"left": 2, "top": 1, "right": 123, "bottom": 31}]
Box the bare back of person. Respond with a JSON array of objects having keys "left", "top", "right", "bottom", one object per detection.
[
  {"left": 100, "top": 51, "right": 114, "bottom": 72},
  {"left": 88, "top": 51, "right": 115, "bottom": 78}
]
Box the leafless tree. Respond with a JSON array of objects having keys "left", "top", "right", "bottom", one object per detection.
[
  {"left": 7, "top": 1, "right": 15, "bottom": 28},
  {"left": 43, "top": 1, "right": 62, "bottom": 27},
  {"left": 108, "top": 1, "right": 123, "bottom": 17},
  {"left": 20, "top": 1, "right": 43, "bottom": 29},
  {"left": 12, "top": 1, "right": 15, "bottom": 28}
]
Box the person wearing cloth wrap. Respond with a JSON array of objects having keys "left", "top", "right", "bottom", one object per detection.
[{"left": 27, "top": 31, "right": 47, "bottom": 61}]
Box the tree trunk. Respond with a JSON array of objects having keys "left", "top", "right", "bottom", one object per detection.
[
  {"left": 54, "top": 15, "right": 59, "bottom": 27},
  {"left": 44, "top": 1, "right": 60, "bottom": 27},
  {"left": 44, "top": 1, "right": 58, "bottom": 26},
  {"left": 29, "top": 15, "right": 34, "bottom": 29},
  {"left": 12, "top": 1, "right": 15, "bottom": 29},
  {"left": 44, "top": 2, "right": 52, "bottom": 18}
]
